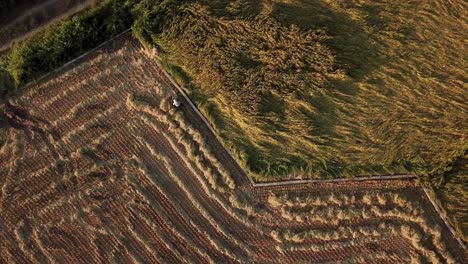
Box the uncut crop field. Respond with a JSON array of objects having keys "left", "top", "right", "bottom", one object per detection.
[{"left": 0, "top": 34, "right": 466, "bottom": 263}]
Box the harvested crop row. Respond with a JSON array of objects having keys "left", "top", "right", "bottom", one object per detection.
[{"left": 0, "top": 33, "right": 466, "bottom": 264}]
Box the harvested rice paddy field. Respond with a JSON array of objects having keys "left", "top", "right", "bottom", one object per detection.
[{"left": 0, "top": 33, "right": 466, "bottom": 263}]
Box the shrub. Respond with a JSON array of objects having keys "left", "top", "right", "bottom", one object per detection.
[{"left": 6, "top": 0, "right": 138, "bottom": 88}]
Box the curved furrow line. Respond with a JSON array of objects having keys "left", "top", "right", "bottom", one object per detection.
[
  {"left": 58, "top": 103, "right": 122, "bottom": 148},
  {"left": 129, "top": 205, "right": 198, "bottom": 264},
  {"left": 4, "top": 104, "right": 121, "bottom": 180},
  {"left": 5, "top": 164, "right": 61, "bottom": 215},
  {"left": 0, "top": 131, "right": 17, "bottom": 197},
  {"left": 79, "top": 166, "right": 178, "bottom": 263},
  {"left": 53, "top": 106, "right": 129, "bottom": 155},
  {"left": 57, "top": 113, "right": 130, "bottom": 161},
  {"left": 15, "top": 107, "right": 123, "bottom": 181},
  {"left": 33, "top": 78, "right": 96, "bottom": 117},
  {"left": 127, "top": 96, "right": 260, "bottom": 224},
  {"left": 66, "top": 210, "right": 108, "bottom": 264},
  {"left": 1, "top": 130, "right": 25, "bottom": 198},
  {"left": 34, "top": 226, "right": 80, "bottom": 263},
  {"left": 5, "top": 132, "right": 114, "bottom": 212},
  {"left": 283, "top": 215, "right": 449, "bottom": 263},
  {"left": 126, "top": 171, "right": 216, "bottom": 263},
  {"left": 45, "top": 223, "right": 102, "bottom": 263},
  {"left": 102, "top": 205, "right": 170, "bottom": 264},
  {"left": 8, "top": 164, "right": 115, "bottom": 229},
  {"left": 129, "top": 156, "right": 245, "bottom": 263},
  {"left": 271, "top": 201, "right": 453, "bottom": 263},
  {"left": 7, "top": 147, "right": 55, "bottom": 182},
  {"left": 270, "top": 191, "right": 382, "bottom": 208},
  {"left": 0, "top": 233, "right": 34, "bottom": 264},
  {"left": 284, "top": 206, "right": 453, "bottom": 263},
  {"left": 11, "top": 105, "right": 115, "bottom": 169},
  {"left": 0, "top": 127, "right": 17, "bottom": 163},
  {"left": 13, "top": 218, "right": 52, "bottom": 264},
  {"left": 132, "top": 122, "right": 260, "bottom": 251},
  {"left": 167, "top": 110, "right": 264, "bottom": 211},
  {"left": 61, "top": 226, "right": 105, "bottom": 264},
  {"left": 169, "top": 110, "right": 237, "bottom": 190},
  {"left": 139, "top": 147, "right": 255, "bottom": 261},
  {"left": 12, "top": 225, "right": 40, "bottom": 264},
  {"left": 25, "top": 98, "right": 129, "bottom": 167},
  {"left": 28, "top": 50, "right": 130, "bottom": 114},
  {"left": 134, "top": 116, "right": 260, "bottom": 228},
  {"left": 50, "top": 79, "right": 129, "bottom": 129},
  {"left": 116, "top": 209, "right": 166, "bottom": 264},
  {"left": 131, "top": 204, "right": 213, "bottom": 264},
  {"left": 128, "top": 95, "right": 237, "bottom": 192},
  {"left": 77, "top": 203, "right": 139, "bottom": 264},
  {"left": 35, "top": 187, "right": 144, "bottom": 264},
  {"left": 126, "top": 163, "right": 224, "bottom": 263},
  {"left": 21, "top": 63, "right": 101, "bottom": 104},
  {"left": 276, "top": 226, "right": 428, "bottom": 263},
  {"left": 32, "top": 161, "right": 121, "bottom": 223},
  {"left": 145, "top": 126, "right": 267, "bottom": 232},
  {"left": 1, "top": 128, "right": 55, "bottom": 177},
  {"left": 50, "top": 92, "right": 114, "bottom": 134},
  {"left": 127, "top": 168, "right": 223, "bottom": 263}
]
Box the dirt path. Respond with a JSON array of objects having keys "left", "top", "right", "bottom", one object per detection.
[{"left": 0, "top": 0, "right": 95, "bottom": 52}]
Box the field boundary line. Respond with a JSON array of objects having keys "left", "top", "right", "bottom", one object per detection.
[
  {"left": 421, "top": 187, "right": 467, "bottom": 250},
  {"left": 251, "top": 174, "right": 418, "bottom": 187},
  {"left": 19, "top": 28, "right": 132, "bottom": 92}
]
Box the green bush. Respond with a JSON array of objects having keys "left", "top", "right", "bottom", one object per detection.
[{"left": 6, "top": 0, "right": 138, "bottom": 88}]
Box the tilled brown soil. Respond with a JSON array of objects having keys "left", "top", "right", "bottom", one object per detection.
[{"left": 0, "top": 33, "right": 466, "bottom": 264}]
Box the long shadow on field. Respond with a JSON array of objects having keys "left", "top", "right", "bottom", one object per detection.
[
  {"left": 271, "top": 0, "right": 383, "bottom": 80},
  {"left": 204, "top": 0, "right": 383, "bottom": 80}
]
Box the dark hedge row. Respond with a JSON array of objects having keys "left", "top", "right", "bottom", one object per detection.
[{"left": 1, "top": 0, "right": 138, "bottom": 90}]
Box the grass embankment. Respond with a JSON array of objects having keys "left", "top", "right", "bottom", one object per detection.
[{"left": 131, "top": 0, "right": 467, "bottom": 240}]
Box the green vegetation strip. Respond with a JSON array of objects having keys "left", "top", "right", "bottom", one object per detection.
[{"left": 0, "top": 0, "right": 138, "bottom": 89}]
